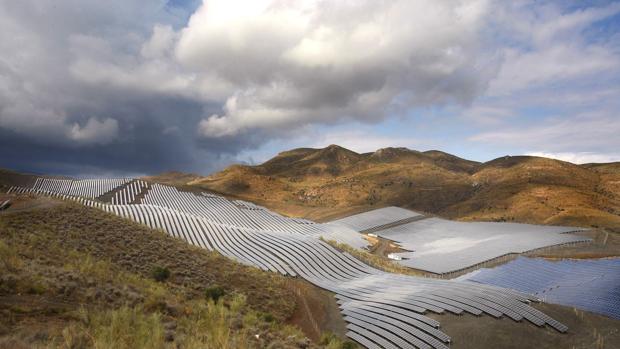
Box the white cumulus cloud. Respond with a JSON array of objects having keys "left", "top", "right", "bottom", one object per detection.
[
  {"left": 68, "top": 117, "right": 119, "bottom": 145},
  {"left": 176, "top": 0, "right": 495, "bottom": 137},
  {"left": 526, "top": 152, "right": 620, "bottom": 164}
]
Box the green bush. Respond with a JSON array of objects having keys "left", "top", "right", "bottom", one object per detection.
[
  {"left": 341, "top": 341, "right": 358, "bottom": 349},
  {"left": 319, "top": 332, "right": 337, "bottom": 345},
  {"left": 151, "top": 266, "right": 170, "bottom": 282},
  {"left": 204, "top": 285, "right": 225, "bottom": 302},
  {"left": 319, "top": 331, "right": 358, "bottom": 349},
  {"left": 260, "top": 312, "right": 275, "bottom": 323}
]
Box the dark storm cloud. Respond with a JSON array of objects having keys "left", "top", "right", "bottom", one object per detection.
[
  {"left": 0, "top": 92, "right": 254, "bottom": 176},
  {"left": 0, "top": 0, "right": 248, "bottom": 175},
  {"left": 3, "top": 0, "right": 620, "bottom": 175}
]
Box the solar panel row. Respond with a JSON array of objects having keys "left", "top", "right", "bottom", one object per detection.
[
  {"left": 330, "top": 206, "right": 423, "bottom": 232},
  {"left": 462, "top": 256, "right": 620, "bottom": 320},
  {"left": 8, "top": 181, "right": 571, "bottom": 348},
  {"left": 336, "top": 210, "right": 591, "bottom": 275},
  {"left": 25, "top": 177, "right": 132, "bottom": 199}
]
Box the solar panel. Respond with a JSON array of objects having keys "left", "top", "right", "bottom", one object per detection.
[
  {"left": 462, "top": 256, "right": 620, "bottom": 320},
  {"left": 11, "top": 178, "right": 579, "bottom": 348}
]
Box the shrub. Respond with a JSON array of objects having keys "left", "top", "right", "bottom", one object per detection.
[
  {"left": 319, "top": 332, "right": 337, "bottom": 345},
  {"left": 260, "top": 312, "right": 275, "bottom": 323},
  {"left": 66, "top": 252, "right": 113, "bottom": 281},
  {"left": 63, "top": 306, "right": 166, "bottom": 349},
  {"left": 341, "top": 341, "right": 358, "bottom": 349},
  {"left": 0, "top": 239, "right": 22, "bottom": 272},
  {"left": 204, "top": 285, "right": 226, "bottom": 302},
  {"left": 151, "top": 266, "right": 170, "bottom": 282},
  {"left": 320, "top": 331, "right": 358, "bottom": 349},
  {"left": 25, "top": 276, "right": 46, "bottom": 295}
]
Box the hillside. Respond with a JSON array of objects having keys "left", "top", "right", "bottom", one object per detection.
[
  {"left": 0, "top": 196, "right": 353, "bottom": 348},
  {"left": 176, "top": 145, "right": 620, "bottom": 230},
  {"left": 0, "top": 168, "right": 37, "bottom": 192},
  {"left": 3, "top": 167, "right": 620, "bottom": 348},
  {"left": 142, "top": 171, "right": 205, "bottom": 188}
]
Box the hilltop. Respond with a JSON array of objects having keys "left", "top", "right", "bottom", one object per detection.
[{"left": 163, "top": 145, "right": 620, "bottom": 230}]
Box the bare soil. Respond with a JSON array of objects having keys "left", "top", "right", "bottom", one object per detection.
[
  {"left": 286, "top": 279, "right": 348, "bottom": 342},
  {"left": 193, "top": 146, "right": 620, "bottom": 231}
]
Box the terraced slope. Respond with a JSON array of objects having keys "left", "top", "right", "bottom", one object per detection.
[{"left": 7, "top": 178, "right": 579, "bottom": 349}]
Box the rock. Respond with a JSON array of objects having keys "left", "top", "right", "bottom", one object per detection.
[
  {"left": 0, "top": 274, "right": 19, "bottom": 292},
  {"left": 231, "top": 317, "right": 243, "bottom": 330},
  {"left": 296, "top": 338, "right": 310, "bottom": 349},
  {"left": 60, "top": 281, "right": 78, "bottom": 295},
  {"left": 164, "top": 303, "right": 181, "bottom": 317}
]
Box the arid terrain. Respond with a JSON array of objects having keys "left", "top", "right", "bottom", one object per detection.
[
  {"left": 2, "top": 146, "right": 620, "bottom": 348},
  {"left": 174, "top": 145, "right": 620, "bottom": 231},
  {"left": 0, "top": 195, "right": 352, "bottom": 348},
  {"left": 1, "top": 193, "right": 618, "bottom": 349}
]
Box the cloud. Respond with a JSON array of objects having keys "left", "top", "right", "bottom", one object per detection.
[
  {"left": 0, "top": 0, "right": 619, "bottom": 176},
  {"left": 526, "top": 152, "right": 620, "bottom": 164},
  {"left": 486, "top": 1, "right": 620, "bottom": 96},
  {"left": 459, "top": 2, "right": 620, "bottom": 162},
  {"left": 0, "top": 0, "right": 241, "bottom": 175},
  {"left": 309, "top": 130, "right": 423, "bottom": 154},
  {"left": 177, "top": 0, "right": 495, "bottom": 137},
  {"left": 68, "top": 117, "right": 119, "bottom": 145},
  {"left": 470, "top": 112, "right": 620, "bottom": 156}
]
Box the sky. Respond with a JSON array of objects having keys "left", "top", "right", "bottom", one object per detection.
[{"left": 0, "top": 0, "right": 619, "bottom": 177}]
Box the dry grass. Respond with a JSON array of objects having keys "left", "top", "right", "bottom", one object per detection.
[
  {"left": 0, "top": 198, "right": 354, "bottom": 348},
  {"left": 60, "top": 306, "right": 165, "bottom": 349},
  {"left": 0, "top": 201, "right": 297, "bottom": 320},
  {"left": 322, "top": 238, "right": 425, "bottom": 277},
  {"left": 0, "top": 239, "right": 22, "bottom": 272},
  {"left": 194, "top": 146, "right": 620, "bottom": 232},
  {"left": 54, "top": 295, "right": 308, "bottom": 349}
]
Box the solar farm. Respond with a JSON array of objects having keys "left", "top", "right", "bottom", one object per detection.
[
  {"left": 459, "top": 257, "right": 620, "bottom": 320},
  {"left": 7, "top": 178, "right": 614, "bottom": 349},
  {"left": 352, "top": 215, "right": 590, "bottom": 275}
]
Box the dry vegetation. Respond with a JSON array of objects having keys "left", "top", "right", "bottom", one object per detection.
[
  {"left": 322, "top": 239, "right": 425, "bottom": 277},
  {"left": 2, "top": 148, "right": 620, "bottom": 347},
  {"left": 175, "top": 146, "right": 620, "bottom": 232},
  {"left": 0, "top": 197, "right": 357, "bottom": 349}
]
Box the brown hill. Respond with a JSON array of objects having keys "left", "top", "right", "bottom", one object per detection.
[
  {"left": 186, "top": 146, "right": 620, "bottom": 230},
  {"left": 142, "top": 171, "right": 204, "bottom": 187},
  {"left": 4, "top": 146, "right": 620, "bottom": 230},
  {"left": 0, "top": 168, "right": 38, "bottom": 191},
  {"left": 0, "top": 195, "right": 352, "bottom": 348}
]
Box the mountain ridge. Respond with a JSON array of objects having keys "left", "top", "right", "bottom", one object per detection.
[
  {"left": 3, "top": 145, "right": 619, "bottom": 229},
  {"left": 180, "top": 146, "right": 620, "bottom": 229}
]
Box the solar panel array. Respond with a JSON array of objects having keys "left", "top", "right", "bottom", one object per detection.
[
  {"left": 460, "top": 257, "right": 620, "bottom": 320},
  {"left": 30, "top": 177, "right": 132, "bottom": 198},
  {"left": 111, "top": 180, "right": 148, "bottom": 205},
  {"left": 330, "top": 206, "right": 423, "bottom": 232},
  {"left": 355, "top": 215, "right": 590, "bottom": 275},
  {"left": 7, "top": 180, "right": 572, "bottom": 348}
]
